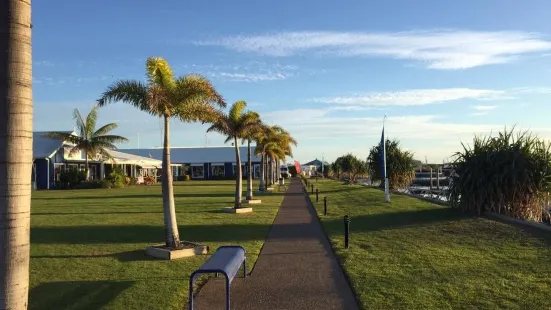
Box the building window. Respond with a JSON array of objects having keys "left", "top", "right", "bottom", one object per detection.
[
  {"left": 212, "top": 165, "right": 224, "bottom": 177},
  {"left": 192, "top": 166, "right": 204, "bottom": 178},
  {"left": 89, "top": 165, "right": 97, "bottom": 180},
  {"left": 67, "top": 163, "right": 78, "bottom": 171},
  {"left": 254, "top": 164, "right": 261, "bottom": 178},
  {"left": 54, "top": 163, "right": 65, "bottom": 182}
]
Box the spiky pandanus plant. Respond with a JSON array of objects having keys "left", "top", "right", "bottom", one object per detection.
[
  {"left": 207, "top": 101, "right": 261, "bottom": 208},
  {"left": 448, "top": 128, "right": 551, "bottom": 221},
  {"left": 98, "top": 57, "right": 225, "bottom": 249},
  {"left": 368, "top": 138, "right": 416, "bottom": 190},
  {"left": 46, "top": 105, "right": 129, "bottom": 181}
]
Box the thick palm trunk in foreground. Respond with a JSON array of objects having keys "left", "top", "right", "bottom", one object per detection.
[
  {"left": 162, "top": 115, "right": 180, "bottom": 248},
  {"left": 0, "top": 0, "right": 32, "bottom": 308},
  {"left": 234, "top": 136, "right": 242, "bottom": 208},
  {"left": 246, "top": 140, "right": 253, "bottom": 200}
]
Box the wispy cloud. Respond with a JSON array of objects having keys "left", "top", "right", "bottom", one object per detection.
[
  {"left": 209, "top": 72, "right": 290, "bottom": 82},
  {"left": 472, "top": 105, "right": 498, "bottom": 111},
  {"left": 195, "top": 30, "right": 551, "bottom": 69},
  {"left": 312, "top": 88, "right": 505, "bottom": 107},
  {"left": 179, "top": 61, "right": 298, "bottom": 82},
  {"left": 35, "top": 60, "right": 55, "bottom": 67},
  {"left": 311, "top": 87, "right": 551, "bottom": 108}
]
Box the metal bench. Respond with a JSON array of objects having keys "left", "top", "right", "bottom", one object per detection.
[{"left": 189, "top": 245, "right": 247, "bottom": 310}]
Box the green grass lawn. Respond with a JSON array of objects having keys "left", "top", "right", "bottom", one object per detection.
[
  {"left": 307, "top": 178, "right": 551, "bottom": 310},
  {"left": 30, "top": 180, "right": 283, "bottom": 310}
]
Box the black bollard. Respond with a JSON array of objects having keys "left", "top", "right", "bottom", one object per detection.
[
  {"left": 311, "top": 184, "right": 314, "bottom": 194},
  {"left": 316, "top": 188, "right": 319, "bottom": 202},
  {"left": 344, "top": 215, "right": 351, "bottom": 249},
  {"left": 324, "top": 197, "right": 327, "bottom": 215}
]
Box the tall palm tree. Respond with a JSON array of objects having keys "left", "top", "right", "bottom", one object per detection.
[
  {"left": 207, "top": 101, "right": 261, "bottom": 208},
  {"left": 98, "top": 57, "right": 225, "bottom": 249},
  {"left": 46, "top": 105, "right": 129, "bottom": 180},
  {"left": 255, "top": 125, "right": 297, "bottom": 190},
  {"left": 1, "top": 1, "right": 32, "bottom": 308},
  {"left": 242, "top": 120, "right": 267, "bottom": 201}
]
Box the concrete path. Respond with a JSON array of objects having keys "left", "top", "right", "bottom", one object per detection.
[{"left": 191, "top": 178, "right": 359, "bottom": 310}]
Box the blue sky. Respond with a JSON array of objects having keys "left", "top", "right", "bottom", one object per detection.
[{"left": 33, "top": 0, "right": 551, "bottom": 164}]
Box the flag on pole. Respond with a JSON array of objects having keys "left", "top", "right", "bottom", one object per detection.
[
  {"left": 379, "top": 127, "right": 386, "bottom": 180},
  {"left": 294, "top": 160, "right": 302, "bottom": 174},
  {"left": 380, "top": 120, "right": 391, "bottom": 202}
]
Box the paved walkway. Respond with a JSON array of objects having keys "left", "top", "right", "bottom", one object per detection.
[{"left": 192, "top": 178, "right": 359, "bottom": 310}]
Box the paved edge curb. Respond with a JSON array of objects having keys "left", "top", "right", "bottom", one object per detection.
[{"left": 300, "top": 178, "right": 362, "bottom": 310}]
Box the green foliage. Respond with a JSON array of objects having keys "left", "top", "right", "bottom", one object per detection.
[
  {"left": 72, "top": 180, "right": 105, "bottom": 189},
  {"left": 308, "top": 179, "right": 551, "bottom": 309},
  {"left": 448, "top": 128, "right": 551, "bottom": 221},
  {"left": 368, "top": 138, "right": 415, "bottom": 190},
  {"left": 29, "top": 180, "right": 284, "bottom": 310},
  {"left": 176, "top": 175, "right": 191, "bottom": 181},
  {"left": 329, "top": 154, "right": 368, "bottom": 183},
  {"left": 288, "top": 165, "right": 298, "bottom": 177},
  {"left": 106, "top": 167, "right": 126, "bottom": 188},
  {"left": 56, "top": 168, "right": 87, "bottom": 189}
]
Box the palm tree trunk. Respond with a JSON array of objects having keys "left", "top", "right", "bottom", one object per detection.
[
  {"left": 234, "top": 136, "right": 242, "bottom": 208},
  {"left": 265, "top": 156, "right": 270, "bottom": 187},
  {"left": 0, "top": 1, "right": 32, "bottom": 308},
  {"left": 246, "top": 140, "right": 253, "bottom": 200},
  {"left": 84, "top": 151, "right": 90, "bottom": 181},
  {"left": 162, "top": 115, "right": 180, "bottom": 249},
  {"left": 259, "top": 153, "right": 265, "bottom": 192}
]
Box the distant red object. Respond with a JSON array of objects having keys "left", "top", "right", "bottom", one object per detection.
[{"left": 294, "top": 160, "right": 301, "bottom": 173}]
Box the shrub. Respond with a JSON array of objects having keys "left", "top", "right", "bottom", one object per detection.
[
  {"left": 448, "top": 128, "right": 551, "bottom": 221},
  {"left": 57, "top": 167, "right": 87, "bottom": 189},
  {"left": 144, "top": 176, "right": 156, "bottom": 185},
  {"left": 73, "top": 180, "right": 104, "bottom": 189},
  {"left": 176, "top": 175, "right": 190, "bottom": 181},
  {"left": 107, "top": 167, "right": 126, "bottom": 188}
]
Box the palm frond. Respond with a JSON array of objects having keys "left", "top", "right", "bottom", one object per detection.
[
  {"left": 44, "top": 132, "right": 83, "bottom": 145},
  {"left": 72, "top": 108, "right": 86, "bottom": 138},
  {"left": 91, "top": 134, "right": 129, "bottom": 145},
  {"left": 85, "top": 105, "right": 99, "bottom": 139},
  {"left": 146, "top": 57, "right": 176, "bottom": 89},
  {"left": 93, "top": 123, "right": 118, "bottom": 137},
  {"left": 97, "top": 80, "right": 154, "bottom": 115},
  {"left": 174, "top": 74, "right": 226, "bottom": 109},
  {"left": 229, "top": 100, "right": 247, "bottom": 122}
]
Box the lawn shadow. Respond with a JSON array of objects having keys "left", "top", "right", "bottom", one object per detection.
[
  {"left": 29, "top": 280, "right": 133, "bottom": 310},
  {"left": 31, "top": 249, "right": 156, "bottom": 262},
  {"left": 32, "top": 193, "right": 234, "bottom": 201}
]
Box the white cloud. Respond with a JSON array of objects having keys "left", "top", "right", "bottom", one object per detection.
[
  {"left": 259, "top": 108, "right": 551, "bottom": 162},
  {"left": 209, "top": 72, "right": 290, "bottom": 82},
  {"left": 472, "top": 105, "right": 498, "bottom": 111},
  {"left": 196, "top": 30, "right": 551, "bottom": 69},
  {"left": 311, "top": 87, "right": 551, "bottom": 108}
]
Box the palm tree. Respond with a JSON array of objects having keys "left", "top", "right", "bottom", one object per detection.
[
  {"left": 1, "top": 1, "right": 32, "bottom": 308},
  {"left": 98, "top": 57, "right": 225, "bottom": 249},
  {"left": 46, "top": 105, "right": 129, "bottom": 180},
  {"left": 255, "top": 125, "right": 297, "bottom": 190},
  {"left": 207, "top": 101, "right": 261, "bottom": 208},
  {"left": 242, "top": 122, "right": 264, "bottom": 201}
]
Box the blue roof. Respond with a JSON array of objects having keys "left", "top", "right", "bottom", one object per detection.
[
  {"left": 33, "top": 131, "right": 73, "bottom": 159},
  {"left": 120, "top": 146, "right": 261, "bottom": 164}
]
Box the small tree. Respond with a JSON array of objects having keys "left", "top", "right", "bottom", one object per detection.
[{"left": 368, "top": 138, "right": 415, "bottom": 190}]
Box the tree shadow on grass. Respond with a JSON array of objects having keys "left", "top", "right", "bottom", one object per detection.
[
  {"left": 32, "top": 193, "right": 234, "bottom": 200},
  {"left": 31, "top": 249, "right": 156, "bottom": 262},
  {"left": 29, "top": 280, "right": 133, "bottom": 310}
]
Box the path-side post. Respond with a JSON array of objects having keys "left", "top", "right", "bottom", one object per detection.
[
  {"left": 344, "top": 215, "right": 350, "bottom": 249},
  {"left": 324, "top": 197, "right": 327, "bottom": 215},
  {"left": 316, "top": 188, "right": 319, "bottom": 202},
  {"left": 429, "top": 167, "right": 433, "bottom": 190}
]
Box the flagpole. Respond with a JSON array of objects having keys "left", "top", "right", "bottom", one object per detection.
[{"left": 383, "top": 115, "right": 390, "bottom": 202}]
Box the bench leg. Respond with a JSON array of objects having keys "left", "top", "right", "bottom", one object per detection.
[
  {"left": 189, "top": 275, "right": 195, "bottom": 310},
  {"left": 243, "top": 258, "right": 247, "bottom": 278},
  {"left": 225, "top": 276, "right": 231, "bottom": 310}
]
